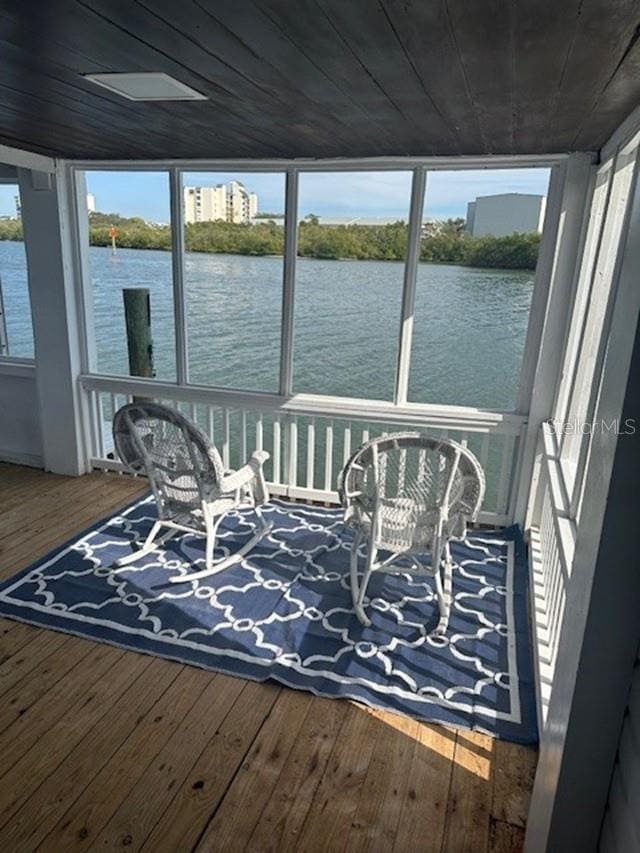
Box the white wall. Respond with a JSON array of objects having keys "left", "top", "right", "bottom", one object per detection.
[
  {"left": 525, "top": 110, "right": 640, "bottom": 851},
  {"left": 0, "top": 361, "right": 42, "bottom": 466}
]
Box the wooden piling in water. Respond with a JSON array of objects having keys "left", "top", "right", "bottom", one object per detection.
[{"left": 123, "top": 288, "right": 155, "bottom": 379}]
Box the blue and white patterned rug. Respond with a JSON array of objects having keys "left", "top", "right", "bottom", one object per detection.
[{"left": 0, "top": 495, "right": 537, "bottom": 743}]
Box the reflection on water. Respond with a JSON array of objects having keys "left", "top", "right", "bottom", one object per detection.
[
  {"left": 410, "top": 263, "right": 534, "bottom": 409},
  {"left": 0, "top": 242, "right": 534, "bottom": 411}
]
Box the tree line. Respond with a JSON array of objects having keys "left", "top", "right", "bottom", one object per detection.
[{"left": 0, "top": 214, "right": 541, "bottom": 270}]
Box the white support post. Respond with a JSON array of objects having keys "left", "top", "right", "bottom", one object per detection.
[
  {"left": 513, "top": 153, "right": 594, "bottom": 526},
  {"left": 279, "top": 168, "right": 299, "bottom": 397},
  {"left": 394, "top": 168, "right": 427, "bottom": 405},
  {"left": 19, "top": 164, "right": 90, "bottom": 475},
  {"left": 279, "top": 169, "right": 299, "bottom": 488},
  {"left": 68, "top": 168, "right": 96, "bottom": 374},
  {"left": 170, "top": 168, "right": 188, "bottom": 384}
]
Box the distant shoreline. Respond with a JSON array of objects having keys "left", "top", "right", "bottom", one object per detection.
[
  {"left": 0, "top": 219, "right": 541, "bottom": 271},
  {"left": 0, "top": 235, "right": 536, "bottom": 275}
]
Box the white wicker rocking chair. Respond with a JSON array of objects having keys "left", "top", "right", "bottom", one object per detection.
[
  {"left": 112, "top": 402, "right": 272, "bottom": 583},
  {"left": 339, "top": 432, "right": 485, "bottom": 634}
]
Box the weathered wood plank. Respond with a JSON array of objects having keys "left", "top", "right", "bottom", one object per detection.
[
  {"left": 547, "top": 0, "right": 640, "bottom": 150},
  {"left": 442, "top": 731, "right": 495, "bottom": 853},
  {"left": 0, "top": 627, "right": 70, "bottom": 698},
  {"left": 90, "top": 672, "right": 262, "bottom": 851},
  {"left": 0, "top": 618, "right": 41, "bottom": 661},
  {"left": 0, "top": 647, "right": 144, "bottom": 836},
  {"left": 245, "top": 695, "right": 349, "bottom": 852},
  {"left": 192, "top": 687, "right": 311, "bottom": 851},
  {"left": 511, "top": 0, "right": 583, "bottom": 153},
  {"left": 316, "top": 0, "right": 457, "bottom": 153},
  {"left": 0, "top": 655, "right": 178, "bottom": 851},
  {"left": 0, "top": 477, "right": 146, "bottom": 581},
  {"left": 488, "top": 817, "right": 526, "bottom": 853},
  {"left": 0, "top": 635, "right": 94, "bottom": 737},
  {"left": 0, "top": 471, "right": 120, "bottom": 541},
  {"left": 293, "top": 703, "right": 378, "bottom": 850},
  {"left": 142, "top": 679, "right": 282, "bottom": 853},
  {"left": 38, "top": 664, "right": 209, "bottom": 852},
  {"left": 392, "top": 723, "right": 457, "bottom": 852},
  {"left": 491, "top": 739, "right": 538, "bottom": 828},
  {"left": 442, "top": 0, "right": 515, "bottom": 153},
  {"left": 347, "top": 708, "right": 420, "bottom": 852}
]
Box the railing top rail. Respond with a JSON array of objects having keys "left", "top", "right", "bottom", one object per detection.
[{"left": 79, "top": 373, "right": 527, "bottom": 433}]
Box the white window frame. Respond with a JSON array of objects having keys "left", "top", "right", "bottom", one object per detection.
[{"left": 69, "top": 154, "right": 565, "bottom": 417}]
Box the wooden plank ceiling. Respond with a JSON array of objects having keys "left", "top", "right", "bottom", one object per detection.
[{"left": 0, "top": 0, "right": 638, "bottom": 160}]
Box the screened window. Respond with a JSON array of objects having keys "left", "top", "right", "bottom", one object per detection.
[
  {"left": 408, "top": 168, "right": 550, "bottom": 409},
  {"left": 182, "top": 171, "right": 285, "bottom": 391},
  {"left": 292, "top": 171, "right": 412, "bottom": 399},
  {"left": 0, "top": 182, "right": 34, "bottom": 358},
  {"left": 84, "top": 171, "right": 176, "bottom": 380}
]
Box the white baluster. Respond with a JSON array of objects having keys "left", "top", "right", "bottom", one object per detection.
[
  {"left": 222, "top": 408, "right": 230, "bottom": 469},
  {"left": 207, "top": 405, "right": 215, "bottom": 444},
  {"left": 306, "top": 418, "right": 315, "bottom": 489},
  {"left": 343, "top": 422, "right": 352, "bottom": 465},
  {"left": 287, "top": 416, "right": 298, "bottom": 487},
  {"left": 273, "top": 417, "right": 281, "bottom": 484},
  {"left": 324, "top": 422, "right": 334, "bottom": 492},
  {"left": 256, "top": 412, "right": 263, "bottom": 452},
  {"left": 94, "top": 392, "right": 105, "bottom": 460},
  {"left": 241, "top": 410, "right": 247, "bottom": 462}
]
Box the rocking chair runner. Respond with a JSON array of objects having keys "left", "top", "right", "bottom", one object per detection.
[
  {"left": 339, "top": 432, "right": 485, "bottom": 634},
  {"left": 112, "top": 402, "right": 272, "bottom": 582}
]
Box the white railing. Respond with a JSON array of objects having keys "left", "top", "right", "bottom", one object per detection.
[
  {"left": 528, "top": 422, "right": 577, "bottom": 725},
  {"left": 80, "top": 374, "right": 527, "bottom": 527}
]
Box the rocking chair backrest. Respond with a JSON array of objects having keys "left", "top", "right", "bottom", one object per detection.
[
  {"left": 113, "top": 402, "right": 225, "bottom": 517},
  {"left": 339, "top": 432, "right": 485, "bottom": 543}
]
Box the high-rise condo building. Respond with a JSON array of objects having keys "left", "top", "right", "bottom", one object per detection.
[{"left": 183, "top": 182, "right": 258, "bottom": 224}]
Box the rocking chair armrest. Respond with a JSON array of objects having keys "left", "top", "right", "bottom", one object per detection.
[
  {"left": 248, "top": 450, "right": 270, "bottom": 466},
  {"left": 219, "top": 450, "right": 270, "bottom": 494}
]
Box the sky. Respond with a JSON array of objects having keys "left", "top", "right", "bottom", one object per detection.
[{"left": 0, "top": 167, "right": 551, "bottom": 222}]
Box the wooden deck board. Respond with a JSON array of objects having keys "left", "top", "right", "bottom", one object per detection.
[{"left": 0, "top": 464, "right": 536, "bottom": 852}]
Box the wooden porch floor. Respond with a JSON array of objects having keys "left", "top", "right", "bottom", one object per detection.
[{"left": 0, "top": 463, "right": 536, "bottom": 853}]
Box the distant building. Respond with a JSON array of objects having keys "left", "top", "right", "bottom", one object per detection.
[
  {"left": 184, "top": 185, "right": 226, "bottom": 223},
  {"left": 227, "top": 181, "right": 258, "bottom": 223},
  {"left": 250, "top": 214, "right": 285, "bottom": 226},
  {"left": 465, "top": 192, "right": 546, "bottom": 237},
  {"left": 87, "top": 192, "right": 96, "bottom": 213},
  {"left": 14, "top": 194, "right": 21, "bottom": 220},
  {"left": 183, "top": 182, "right": 258, "bottom": 224},
  {"left": 310, "top": 216, "right": 405, "bottom": 226}
]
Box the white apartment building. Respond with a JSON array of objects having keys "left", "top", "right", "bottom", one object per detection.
[
  {"left": 465, "top": 192, "right": 546, "bottom": 237},
  {"left": 184, "top": 182, "right": 258, "bottom": 224},
  {"left": 183, "top": 184, "right": 227, "bottom": 223},
  {"left": 86, "top": 192, "right": 96, "bottom": 213}
]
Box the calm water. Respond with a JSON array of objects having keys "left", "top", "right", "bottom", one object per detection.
[{"left": 0, "top": 240, "right": 533, "bottom": 408}]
